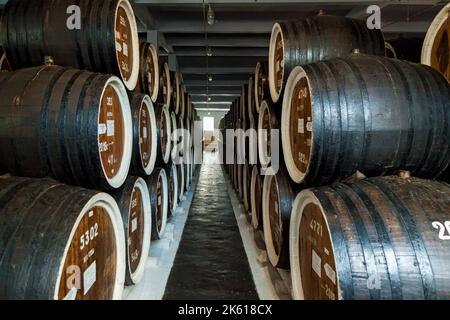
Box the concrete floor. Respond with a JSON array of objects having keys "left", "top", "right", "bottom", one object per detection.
[{"left": 164, "top": 161, "right": 258, "bottom": 300}]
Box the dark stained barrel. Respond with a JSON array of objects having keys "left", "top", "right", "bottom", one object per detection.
[
  {"left": 171, "top": 71, "right": 181, "bottom": 115},
  {"left": 268, "top": 15, "right": 385, "bottom": 103},
  {"left": 146, "top": 167, "right": 168, "bottom": 240},
  {"left": 0, "top": 66, "right": 133, "bottom": 189},
  {"left": 1, "top": 0, "right": 140, "bottom": 91},
  {"left": 0, "top": 47, "right": 11, "bottom": 72},
  {"left": 155, "top": 105, "right": 172, "bottom": 165},
  {"left": 177, "top": 163, "right": 185, "bottom": 202},
  {"left": 136, "top": 43, "right": 159, "bottom": 102},
  {"left": 262, "top": 166, "right": 294, "bottom": 269},
  {"left": 282, "top": 54, "right": 450, "bottom": 186},
  {"left": 157, "top": 60, "right": 172, "bottom": 107},
  {"left": 247, "top": 76, "right": 255, "bottom": 122},
  {"left": 167, "top": 162, "right": 179, "bottom": 216},
  {"left": 0, "top": 177, "right": 125, "bottom": 300},
  {"left": 250, "top": 165, "right": 264, "bottom": 230},
  {"left": 111, "top": 176, "right": 151, "bottom": 286},
  {"left": 290, "top": 176, "right": 450, "bottom": 300},
  {"left": 243, "top": 161, "right": 252, "bottom": 214},
  {"left": 258, "top": 100, "right": 281, "bottom": 169},
  {"left": 129, "top": 93, "right": 157, "bottom": 176},
  {"left": 422, "top": 2, "right": 449, "bottom": 82},
  {"left": 254, "top": 61, "right": 269, "bottom": 114}
]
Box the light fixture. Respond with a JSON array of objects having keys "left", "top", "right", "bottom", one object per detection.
[
  {"left": 208, "top": 112, "right": 211, "bottom": 115},
  {"left": 207, "top": 96, "right": 212, "bottom": 101},
  {"left": 207, "top": 4, "right": 215, "bottom": 25},
  {"left": 208, "top": 75, "right": 213, "bottom": 82},
  {"left": 206, "top": 46, "right": 213, "bottom": 57}
]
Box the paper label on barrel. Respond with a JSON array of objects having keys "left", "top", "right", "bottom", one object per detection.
[
  {"left": 324, "top": 263, "right": 336, "bottom": 284},
  {"left": 312, "top": 249, "right": 322, "bottom": 278},
  {"left": 131, "top": 217, "right": 138, "bottom": 233},
  {"left": 83, "top": 261, "right": 97, "bottom": 295},
  {"left": 143, "top": 127, "right": 148, "bottom": 139},
  {"left": 63, "top": 287, "right": 78, "bottom": 301},
  {"left": 107, "top": 120, "right": 115, "bottom": 137},
  {"left": 98, "top": 124, "right": 107, "bottom": 135},
  {"left": 298, "top": 119, "right": 304, "bottom": 134}
]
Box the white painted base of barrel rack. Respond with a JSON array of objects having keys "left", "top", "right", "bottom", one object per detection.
[
  {"left": 122, "top": 173, "right": 199, "bottom": 300},
  {"left": 225, "top": 173, "right": 292, "bottom": 300}
]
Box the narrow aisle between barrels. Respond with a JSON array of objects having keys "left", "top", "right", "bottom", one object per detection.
[{"left": 164, "top": 157, "right": 258, "bottom": 300}]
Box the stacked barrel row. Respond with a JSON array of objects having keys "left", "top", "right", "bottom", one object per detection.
[
  {"left": 0, "top": 0, "right": 199, "bottom": 300},
  {"left": 221, "top": 10, "right": 450, "bottom": 300}
]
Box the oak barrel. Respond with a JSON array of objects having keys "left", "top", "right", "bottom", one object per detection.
[
  {"left": 177, "top": 163, "right": 185, "bottom": 201},
  {"left": 111, "top": 176, "right": 151, "bottom": 286},
  {"left": 0, "top": 177, "right": 125, "bottom": 300},
  {"left": 290, "top": 176, "right": 450, "bottom": 300},
  {"left": 262, "top": 167, "right": 295, "bottom": 268},
  {"left": 254, "top": 62, "right": 269, "bottom": 114},
  {"left": 268, "top": 15, "right": 385, "bottom": 103},
  {"left": 258, "top": 100, "right": 281, "bottom": 169},
  {"left": 157, "top": 60, "right": 172, "bottom": 107},
  {"left": 282, "top": 54, "right": 450, "bottom": 186},
  {"left": 167, "top": 162, "right": 179, "bottom": 216},
  {"left": 129, "top": 93, "right": 157, "bottom": 176},
  {"left": 155, "top": 104, "right": 172, "bottom": 165},
  {"left": 0, "top": 66, "right": 133, "bottom": 189},
  {"left": 250, "top": 165, "right": 264, "bottom": 230},
  {"left": 171, "top": 71, "right": 181, "bottom": 114},
  {"left": 146, "top": 167, "right": 169, "bottom": 240},
  {"left": 1, "top": 0, "right": 140, "bottom": 90},
  {"left": 136, "top": 43, "right": 159, "bottom": 102},
  {"left": 421, "top": 2, "right": 450, "bottom": 82}
]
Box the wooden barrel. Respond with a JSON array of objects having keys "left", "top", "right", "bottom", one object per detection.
[
  {"left": 170, "top": 111, "right": 178, "bottom": 158},
  {"left": 258, "top": 100, "right": 281, "bottom": 169},
  {"left": 129, "top": 93, "right": 157, "bottom": 176},
  {"left": 247, "top": 76, "right": 255, "bottom": 122},
  {"left": 179, "top": 86, "right": 186, "bottom": 118},
  {"left": 0, "top": 47, "right": 11, "bottom": 72},
  {"left": 421, "top": 2, "right": 449, "bottom": 82},
  {"left": 262, "top": 167, "right": 294, "bottom": 268},
  {"left": 290, "top": 176, "right": 450, "bottom": 300},
  {"left": 254, "top": 61, "right": 269, "bottom": 114},
  {"left": 157, "top": 61, "right": 172, "bottom": 107},
  {"left": 250, "top": 165, "right": 263, "bottom": 230},
  {"left": 136, "top": 43, "right": 159, "bottom": 102},
  {"left": 172, "top": 71, "right": 181, "bottom": 114},
  {"left": 1, "top": 0, "right": 139, "bottom": 91},
  {"left": 0, "top": 66, "right": 133, "bottom": 189},
  {"left": 146, "top": 167, "right": 169, "bottom": 240},
  {"left": 111, "top": 176, "right": 151, "bottom": 286},
  {"left": 167, "top": 163, "right": 179, "bottom": 216},
  {"left": 155, "top": 105, "right": 172, "bottom": 165},
  {"left": 282, "top": 54, "right": 450, "bottom": 186},
  {"left": 268, "top": 15, "right": 385, "bottom": 103},
  {"left": 243, "top": 161, "right": 252, "bottom": 213},
  {"left": 177, "top": 163, "right": 185, "bottom": 201},
  {"left": 0, "top": 177, "right": 125, "bottom": 300}
]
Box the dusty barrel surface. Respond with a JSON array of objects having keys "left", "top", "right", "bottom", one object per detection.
[
  {"left": 421, "top": 2, "right": 450, "bottom": 82},
  {"left": 129, "top": 93, "right": 157, "bottom": 176},
  {"left": 1, "top": 0, "right": 140, "bottom": 90},
  {"left": 0, "top": 66, "right": 132, "bottom": 189},
  {"left": 290, "top": 176, "right": 450, "bottom": 300},
  {"left": 281, "top": 54, "right": 450, "bottom": 186},
  {"left": 262, "top": 167, "right": 295, "bottom": 269},
  {"left": 0, "top": 177, "right": 125, "bottom": 300},
  {"left": 157, "top": 61, "right": 172, "bottom": 107},
  {"left": 136, "top": 43, "right": 159, "bottom": 102},
  {"left": 155, "top": 105, "right": 172, "bottom": 165},
  {"left": 146, "top": 167, "right": 169, "bottom": 240},
  {"left": 250, "top": 165, "right": 264, "bottom": 230},
  {"left": 268, "top": 15, "right": 385, "bottom": 103},
  {"left": 111, "top": 176, "right": 151, "bottom": 286},
  {"left": 254, "top": 61, "right": 269, "bottom": 114}
]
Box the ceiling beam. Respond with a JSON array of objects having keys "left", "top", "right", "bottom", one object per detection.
[
  {"left": 166, "top": 34, "right": 270, "bottom": 47},
  {"left": 180, "top": 66, "right": 256, "bottom": 74},
  {"left": 174, "top": 47, "right": 268, "bottom": 57}
]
